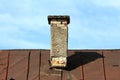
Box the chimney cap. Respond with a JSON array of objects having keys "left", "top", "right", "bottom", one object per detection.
[{"left": 48, "top": 15, "right": 70, "bottom": 24}]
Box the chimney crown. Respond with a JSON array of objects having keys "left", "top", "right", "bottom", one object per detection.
[{"left": 48, "top": 15, "right": 70, "bottom": 24}]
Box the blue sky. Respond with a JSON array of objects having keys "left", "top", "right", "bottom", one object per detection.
[{"left": 0, "top": 0, "right": 120, "bottom": 49}]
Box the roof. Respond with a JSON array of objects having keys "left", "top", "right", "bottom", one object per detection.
[{"left": 0, "top": 49, "right": 120, "bottom": 80}]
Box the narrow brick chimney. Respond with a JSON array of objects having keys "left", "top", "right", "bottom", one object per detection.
[{"left": 48, "top": 15, "right": 70, "bottom": 68}]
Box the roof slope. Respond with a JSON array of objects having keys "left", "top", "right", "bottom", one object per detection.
[{"left": 0, "top": 49, "right": 120, "bottom": 80}]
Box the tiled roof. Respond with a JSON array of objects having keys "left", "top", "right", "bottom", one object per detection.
[{"left": 0, "top": 49, "right": 120, "bottom": 80}]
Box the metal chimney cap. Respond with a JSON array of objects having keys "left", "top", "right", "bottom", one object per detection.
[{"left": 48, "top": 15, "right": 70, "bottom": 24}]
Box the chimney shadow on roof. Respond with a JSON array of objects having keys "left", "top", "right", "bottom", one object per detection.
[{"left": 64, "top": 52, "right": 104, "bottom": 71}]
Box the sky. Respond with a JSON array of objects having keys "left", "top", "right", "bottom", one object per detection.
[{"left": 0, "top": 0, "right": 120, "bottom": 49}]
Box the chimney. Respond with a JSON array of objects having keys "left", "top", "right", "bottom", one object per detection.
[{"left": 48, "top": 15, "right": 70, "bottom": 68}]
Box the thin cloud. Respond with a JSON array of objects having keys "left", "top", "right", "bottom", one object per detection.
[{"left": 91, "top": 0, "right": 120, "bottom": 8}]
